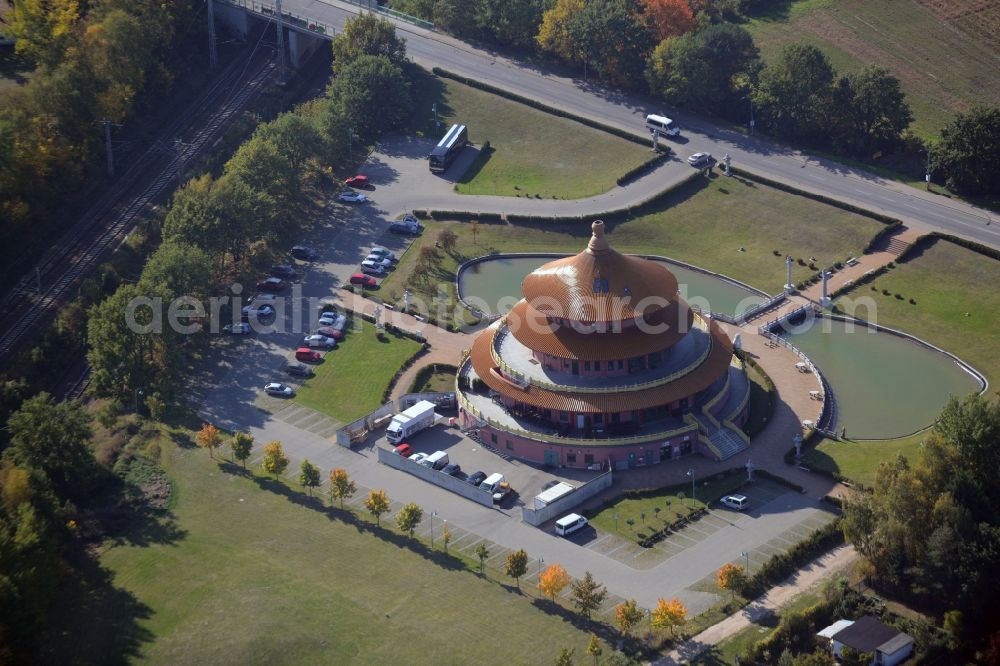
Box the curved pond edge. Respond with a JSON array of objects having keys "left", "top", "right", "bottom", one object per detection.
[
  {"left": 455, "top": 252, "right": 773, "bottom": 321},
  {"left": 765, "top": 307, "right": 988, "bottom": 441}
]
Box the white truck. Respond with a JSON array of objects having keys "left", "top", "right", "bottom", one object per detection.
[{"left": 386, "top": 400, "right": 438, "bottom": 444}]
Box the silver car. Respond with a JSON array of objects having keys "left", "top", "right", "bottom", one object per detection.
[{"left": 303, "top": 334, "right": 336, "bottom": 349}]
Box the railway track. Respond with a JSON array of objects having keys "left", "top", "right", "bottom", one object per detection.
[{"left": 0, "top": 44, "right": 278, "bottom": 366}]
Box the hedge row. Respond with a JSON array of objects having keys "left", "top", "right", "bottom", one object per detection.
[
  {"left": 415, "top": 169, "right": 705, "bottom": 225},
  {"left": 380, "top": 344, "right": 430, "bottom": 406},
  {"left": 934, "top": 231, "right": 1000, "bottom": 263},
  {"left": 636, "top": 507, "right": 708, "bottom": 548},
  {"left": 743, "top": 518, "right": 845, "bottom": 598},
  {"left": 432, "top": 67, "right": 654, "bottom": 149},
  {"left": 728, "top": 166, "right": 903, "bottom": 228},
  {"left": 616, "top": 152, "right": 670, "bottom": 187}
]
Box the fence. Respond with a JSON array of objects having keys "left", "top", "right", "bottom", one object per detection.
[
  {"left": 335, "top": 401, "right": 398, "bottom": 448},
  {"left": 336, "top": 0, "right": 434, "bottom": 30},
  {"left": 400, "top": 392, "right": 456, "bottom": 410},
  {"left": 377, "top": 447, "right": 493, "bottom": 506},
  {"left": 521, "top": 470, "right": 614, "bottom": 526}
]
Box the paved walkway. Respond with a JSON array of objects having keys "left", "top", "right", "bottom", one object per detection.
[{"left": 656, "top": 544, "right": 858, "bottom": 665}]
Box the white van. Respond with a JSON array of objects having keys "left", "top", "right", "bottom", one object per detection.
[
  {"left": 479, "top": 473, "right": 506, "bottom": 495},
  {"left": 645, "top": 114, "right": 680, "bottom": 137},
  {"left": 425, "top": 450, "right": 449, "bottom": 470},
  {"left": 721, "top": 494, "right": 749, "bottom": 511},
  {"left": 555, "top": 513, "right": 588, "bottom": 537}
]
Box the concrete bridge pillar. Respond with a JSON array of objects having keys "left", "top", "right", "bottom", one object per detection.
[
  {"left": 287, "top": 29, "right": 324, "bottom": 69},
  {"left": 215, "top": 3, "right": 250, "bottom": 39}
]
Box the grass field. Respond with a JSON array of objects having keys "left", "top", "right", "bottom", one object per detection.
[
  {"left": 40, "top": 429, "right": 599, "bottom": 664},
  {"left": 380, "top": 175, "right": 885, "bottom": 315},
  {"left": 857, "top": 237, "right": 1000, "bottom": 387},
  {"left": 293, "top": 320, "right": 422, "bottom": 422},
  {"left": 409, "top": 366, "right": 458, "bottom": 393},
  {"left": 743, "top": 0, "right": 1000, "bottom": 141},
  {"left": 589, "top": 474, "right": 747, "bottom": 543},
  {"left": 803, "top": 431, "right": 928, "bottom": 487},
  {"left": 414, "top": 73, "right": 650, "bottom": 199}
]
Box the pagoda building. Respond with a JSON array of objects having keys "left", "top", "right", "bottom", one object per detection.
[{"left": 457, "top": 221, "right": 750, "bottom": 469}]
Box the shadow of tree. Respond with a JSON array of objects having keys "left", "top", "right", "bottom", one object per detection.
[{"left": 38, "top": 552, "right": 155, "bottom": 665}]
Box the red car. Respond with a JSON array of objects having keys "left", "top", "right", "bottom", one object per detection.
[
  {"left": 257, "top": 277, "right": 285, "bottom": 292},
  {"left": 295, "top": 347, "right": 322, "bottom": 363},
  {"left": 349, "top": 273, "right": 377, "bottom": 288},
  {"left": 344, "top": 174, "right": 371, "bottom": 189},
  {"left": 393, "top": 443, "right": 413, "bottom": 457},
  {"left": 316, "top": 326, "right": 344, "bottom": 339}
]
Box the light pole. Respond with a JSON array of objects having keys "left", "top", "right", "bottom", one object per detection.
[
  {"left": 134, "top": 387, "right": 144, "bottom": 414},
  {"left": 925, "top": 149, "right": 932, "bottom": 191},
  {"left": 747, "top": 96, "right": 755, "bottom": 135},
  {"left": 741, "top": 550, "right": 749, "bottom": 574},
  {"left": 538, "top": 556, "right": 544, "bottom": 576},
  {"left": 687, "top": 467, "right": 695, "bottom": 506},
  {"left": 430, "top": 511, "right": 437, "bottom": 547}
]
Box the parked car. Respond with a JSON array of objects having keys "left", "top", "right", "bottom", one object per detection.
[
  {"left": 303, "top": 334, "right": 336, "bottom": 349},
  {"left": 360, "top": 260, "right": 387, "bottom": 276},
  {"left": 687, "top": 152, "right": 713, "bottom": 168},
  {"left": 264, "top": 382, "right": 294, "bottom": 397},
  {"left": 256, "top": 277, "right": 285, "bottom": 292},
  {"left": 291, "top": 245, "right": 318, "bottom": 261},
  {"left": 344, "top": 175, "right": 371, "bottom": 189},
  {"left": 246, "top": 293, "right": 276, "bottom": 304},
  {"left": 316, "top": 326, "right": 344, "bottom": 339},
  {"left": 349, "top": 273, "right": 377, "bottom": 288},
  {"left": 720, "top": 494, "right": 749, "bottom": 511},
  {"left": 555, "top": 513, "right": 588, "bottom": 537},
  {"left": 364, "top": 254, "right": 393, "bottom": 269},
  {"left": 270, "top": 264, "right": 297, "bottom": 279},
  {"left": 369, "top": 246, "right": 396, "bottom": 262},
  {"left": 222, "top": 323, "right": 251, "bottom": 334},
  {"left": 410, "top": 452, "right": 429, "bottom": 465},
  {"left": 318, "top": 311, "right": 347, "bottom": 330},
  {"left": 466, "top": 470, "right": 487, "bottom": 487},
  {"left": 393, "top": 443, "right": 413, "bottom": 457},
  {"left": 241, "top": 304, "right": 274, "bottom": 319},
  {"left": 441, "top": 463, "right": 461, "bottom": 476},
  {"left": 337, "top": 190, "right": 368, "bottom": 204},
  {"left": 295, "top": 347, "right": 322, "bottom": 363},
  {"left": 389, "top": 217, "right": 422, "bottom": 235},
  {"left": 286, "top": 362, "right": 314, "bottom": 377}
]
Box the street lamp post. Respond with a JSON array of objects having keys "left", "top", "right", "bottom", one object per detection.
[
  {"left": 925, "top": 149, "right": 932, "bottom": 191},
  {"left": 741, "top": 550, "right": 750, "bottom": 574},
  {"left": 538, "top": 556, "right": 544, "bottom": 576},
  {"left": 430, "top": 511, "right": 437, "bottom": 548},
  {"left": 748, "top": 96, "right": 755, "bottom": 135},
  {"left": 687, "top": 467, "right": 696, "bottom": 506}
]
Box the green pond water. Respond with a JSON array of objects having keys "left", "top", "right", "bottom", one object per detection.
[
  {"left": 457, "top": 255, "right": 768, "bottom": 318},
  {"left": 780, "top": 318, "right": 980, "bottom": 439}
]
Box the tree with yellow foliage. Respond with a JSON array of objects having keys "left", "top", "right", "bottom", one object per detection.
[
  {"left": 196, "top": 423, "right": 222, "bottom": 459},
  {"left": 364, "top": 488, "right": 391, "bottom": 527},
  {"left": 614, "top": 598, "right": 645, "bottom": 637},
  {"left": 651, "top": 597, "right": 687, "bottom": 636},
  {"left": 538, "top": 563, "right": 571, "bottom": 601},
  {"left": 261, "top": 441, "right": 289, "bottom": 479},
  {"left": 536, "top": 0, "right": 584, "bottom": 63},
  {"left": 716, "top": 561, "right": 748, "bottom": 599}
]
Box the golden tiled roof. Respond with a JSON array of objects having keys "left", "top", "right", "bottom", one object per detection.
[
  {"left": 469, "top": 317, "right": 734, "bottom": 414},
  {"left": 520, "top": 221, "right": 680, "bottom": 323},
  {"left": 506, "top": 299, "right": 694, "bottom": 362}
]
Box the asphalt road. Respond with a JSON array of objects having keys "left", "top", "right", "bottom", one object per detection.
[{"left": 278, "top": 0, "right": 999, "bottom": 249}]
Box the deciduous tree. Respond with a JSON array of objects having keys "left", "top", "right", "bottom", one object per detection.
[
  {"left": 475, "top": 542, "right": 490, "bottom": 573},
  {"left": 931, "top": 106, "right": 1000, "bottom": 196},
  {"left": 753, "top": 43, "right": 834, "bottom": 144},
  {"left": 651, "top": 597, "right": 687, "bottom": 635},
  {"left": 614, "top": 598, "right": 645, "bottom": 636},
  {"left": 554, "top": 647, "right": 575, "bottom": 666},
  {"left": 230, "top": 432, "right": 253, "bottom": 469},
  {"left": 832, "top": 66, "right": 912, "bottom": 157},
  {"left": 570, "top": 571, "right": 607, "bottom": 619},
  {"left": 505, "top": 548, "right": 528, "bottom": 589},
  {"left": 299, "top": 459, "right": 321, "bottom": 495},
  {"left": 539, "top": 563, "right": 571, "bottom": 600},
  {"left": 330, "top": 55, "right": 412, "bottom": 141},
  {"left": 395, "top": 502, "right": 423, "bottom": 538},
  {"left": 6, "top": 0, "right": 80, "bottom": 67},
  {"left": 332, "top": 13, "right": 408, "bottom": 74},
  {"left": 536, "top": 0, "right": 585, "bottom": 64},
  {"left": 586, "top": 634, "right": 603, "bottom": 665},
  {"left": 641, "top": 0, "right": 695, "bottom": 40},
  {"left": 716, "top": 562, "right": 748, "bottom": 599},
  {"left": 196, "top": 423, "right": 222, "bottom": 460},
  {"left": 365, "top": 488, "right": 391, "bottom": 526},
  {"left": 261, "top": 441, "right": 289, "bottom": 479},
  {"left": 328, "top": 468, "right": 357, "bottom": 510}
]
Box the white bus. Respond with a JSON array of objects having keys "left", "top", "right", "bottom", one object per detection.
[{"left": 645, "top": 114, "right": 680, "bottom": 137}]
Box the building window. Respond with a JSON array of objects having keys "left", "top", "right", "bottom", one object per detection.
[
  {"left": 584, "top": 454, "right": 594, "bottom": 465},
  {"left": 594, "top": 413, "right": 604, "bottom": 425},
  {"left": 594, "top": 361, "right": 601, "bottom": 372},
  {"left": 506, "top": 440, "right": 513, "bottom": 450},
  {"left": 560, "top": 411, "right": 569, "bottom": 422},
  {"left": 567, "top": 453, "right": 577, "bottom": 463},
  {"left": 491, "top": 433, "right": 497, "bottom": 444},
  {"left": 617, "top": 360, "right": 624, "bottom": 370},
  {"left": 584, "top": 361, "right": 591, "bottom": 371}
]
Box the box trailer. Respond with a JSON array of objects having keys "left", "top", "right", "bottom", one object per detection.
[
  {"left": 534, "top": 482, "right": 575, "bottom": 509},
  {"left": 386, "top": 400, "right": 438, "bottom": 444}
]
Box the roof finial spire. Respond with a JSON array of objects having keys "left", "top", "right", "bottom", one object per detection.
[{"left": 588, "top": 220, "right": 609, "bottom": 253}]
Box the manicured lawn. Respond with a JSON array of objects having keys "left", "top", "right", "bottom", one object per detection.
[
  {"left": 409, "top": 365, "right": 458, "bottom": 393},
  {"left": 854, "top": 237, "right": 1000, "bottom": 388},
  {"left": 40, "top": 430, "right": 597, "bottom": 664},
  {"left": 744, "top": 0, "right": 1000, "bottom": 141},
  {"left": 589, "top": 474, "right": 747, "bottom": 543},
  {"left": 380, "top": 175, "right": 884, "bottom": 314},
  {"left": 417, "top": 73, "right": 650, "bottom": 199},
  {"left": 803, "top": 431, "right": 928, "bottom": 487},
  {"left": 294, "top": 320, "right": 422, "bottom": 422}
]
